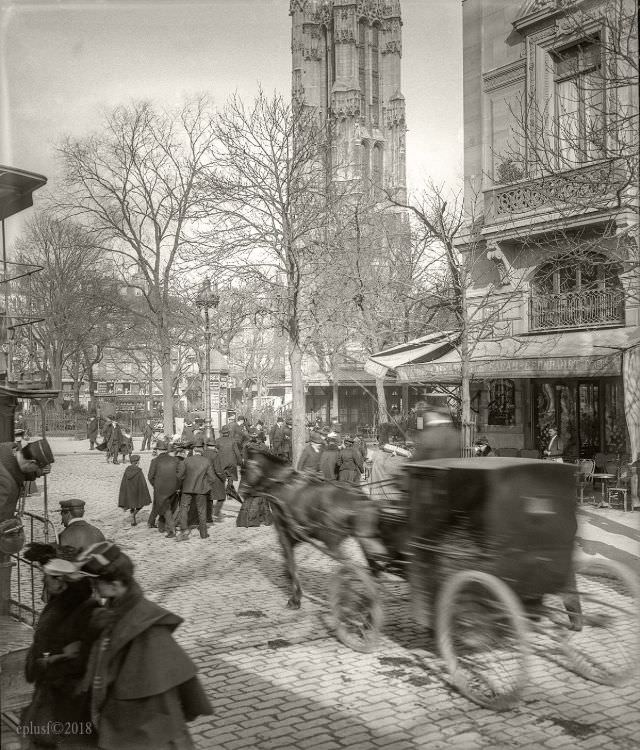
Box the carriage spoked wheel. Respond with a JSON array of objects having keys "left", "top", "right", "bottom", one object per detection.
[
  {"left": 557, "top": 558, "right": 640, "bottom": 686},
  {"left": 329, "top": 563, "right": 384, "bottom": 653},
  {"left": 436, "top": 570, "right": 530, "bottom": 711}
]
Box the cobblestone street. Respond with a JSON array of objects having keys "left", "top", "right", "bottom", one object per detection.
[{"left": 6, "top": 438, "right": 640, "bottom": 750}]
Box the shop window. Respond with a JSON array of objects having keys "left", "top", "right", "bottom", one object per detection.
[{"left": 488, "top": 379, "right": 516, "bottom": 426}]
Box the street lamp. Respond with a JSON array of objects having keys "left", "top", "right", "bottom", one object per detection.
[{"left": 196, "top": 279, "right": 220, "bottom": 441}]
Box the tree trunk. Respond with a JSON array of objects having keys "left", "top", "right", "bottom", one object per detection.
[
  {"left": 375, "top": 376, "right": 387, "bottom": 427},
  {"left": 460, "top": 326, "right": 471, "bottom": 455},
  {"left": 289, "top": 340, "right": 306, "bottom": 466},
  {"left": 87, "top": 364, "right": 96, "bottom": 412},
  {"left": 159, "top": 332, "right": 174, "bottom": 436}
]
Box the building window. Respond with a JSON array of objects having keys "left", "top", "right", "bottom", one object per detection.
[
  {"left": 488, "top": 379, "right": 516, "bottom": 426},
  {"left": 553, "top": 39, "right": 604, "bottom": 165}
]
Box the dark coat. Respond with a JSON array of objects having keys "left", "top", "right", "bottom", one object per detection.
[
  {"left": 118, "top": 465, "right": 152, "bottom": 510},
  {"left": 215, "top": 436, "right": 242, "bottom": 477},
  {"left": 59, "top": 519, "right": 105, "bottom": 553},
  {"left": 148, "top": 453, "right": 186, "bottom": 514},
  {"left": 269, "top": 425, "right": 290, "bottom": 456},
  {"left": 23, "top": 580, "right": 99, "bottom": 740},
  {"left": 87, "top": 582, "right": 212, "bottom": 750},
  {"left": 107, "top": 423, "right": 123, "bottom": 452},
  {"left": 412, "top": 424, "right": 460, "bottom": 461},
  {"left": 203, "top": 448, "right": 226, "bottom": 501},
  {"left": 142, "top": 423, "right": 154, "bottom": 438},
  {"left": 337, "top": 446, "right": 364, "bottom": 482},
  {"left": 87, "top": 417, "right": 99, "bottom": 440},
  {"left": 297, "top": 444, "right": 323, "bottom": 473},
  {"left": 230, "top": 422, "right": 248, "bottom": 450},
  {"left": 0, "top": 442, "right": 37, "bottom": 522},
  {"left": 181, "top": 423, "right": 195, "bottom": 445},
  {"left": 181, "top": 454, "right": 215, "bottom": 495},
  {"left": 319, "top": 447, "right": 339, "bottom": 480}
]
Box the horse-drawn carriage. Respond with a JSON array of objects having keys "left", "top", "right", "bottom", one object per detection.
[{"left": 241, "top": 451, "right": 640, "bottom": 710}]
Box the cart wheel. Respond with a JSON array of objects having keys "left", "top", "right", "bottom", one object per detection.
[
  {"left": 329, "top": 563, "right": 383, "bottom": 653},
  {"left": 436, "top": 570, "right": 530, "bottom": 711},
  {"left": 559, "top": 558, "right": 640, "bottom": 686}
]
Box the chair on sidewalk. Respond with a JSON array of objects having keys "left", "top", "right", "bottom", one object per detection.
[{"left": 575, "top": 459, "right": 595, "bottom": 505}]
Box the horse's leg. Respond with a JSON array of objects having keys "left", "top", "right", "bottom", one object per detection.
[
  {"left": 353, "top": 503, "right": 389, "bottom": 577},
  {"left": 273, "top": 514, "right": 302, "bottom": 609}
]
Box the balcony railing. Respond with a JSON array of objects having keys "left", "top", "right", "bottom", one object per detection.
[
  {"left": 529, "top": 289, "right": 625, "bottom": 332},
  {"left": 484, "top": 160, "right": 624, "bottom": 226}
]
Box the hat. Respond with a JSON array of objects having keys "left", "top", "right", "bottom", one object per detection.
[
  {"left": 130, "top": 454, "right": 141, "bottom": 463},
  {"left": 343, "top": 434, "right": 354, "bottom": 444},
  {"left": 78, "top": 541, "right": 123, "bottom": 576},
  {"left": 220, "top": 425, "right": 230, "bottom": 435},
  {"left": 309, "top": 431, "right": 324, "bottom": 444},
  {"left": 21, "top": 438, "right": 54, "bottom": 467},
  {"left": 43, "top": 558, "right": 91, "bottom": 581},
  {"left": 156, "top": 440, "right": 169, "bottom": 451},
  {"left": 58, "top": 499, "right": 85, "bottom": 512},
  {"left": 14, "top": 428, "right": 25, "bottom": 437},
  {"left": 193, "top": 436, "right": 204, "bottom": 448}
]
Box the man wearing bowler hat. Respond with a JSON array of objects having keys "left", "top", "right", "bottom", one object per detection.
[
  {"left": 58, "top": 498, "right": 105, "bottom": 553},
  {"left": 0, "top": 437, "right": 54, "bottom": 614}
]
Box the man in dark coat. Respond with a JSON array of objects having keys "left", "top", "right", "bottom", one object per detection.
[
  {"left": 58, "top": 499, "right": 105, "bottom": 553},
  {"left": 319, "top": 436, "right": 340, "bottom": 480},
  {"left": 337, "top": 435, "right": 364, "bottom": 482},
  {"left": 269, "top": 417, "right": 290, "bottom": 461},
  {"left": 411, "top": 409, "right": 460, "bottom": 461},
  {"left": 141, "top": 420, "right": 154, "bottom": 452},
  {"left": 203, "top": 438, "right": 228, "bottom": 524},
  {"left": 297, "top": 431, "right": 324, "bottom": 474},
  {"left": 86, "top": 415, "right": 99, "bottom": 450},
  {"left": 147, "top": 440, "right": 185, "bottom": 537},
  {"left": 230, "top": 415, "right": 249, "bottom": 452},
  {"left": 215, "top": 425, "right": 242, "bottom": 502},
  {"left": 117, "top": 455, "right": 151, "bottom": 526},
  {"left": 178, "top": 443, "right": 215, "bottom": 540},
  {"left": 78, "top": 543, "right": 213, "bottom": 750},
  {"left": 107, "top": 420, "right": 123, "bottom": 465},
  {"left": 1, "top": 439, "right": 53, "bottom": 615}
]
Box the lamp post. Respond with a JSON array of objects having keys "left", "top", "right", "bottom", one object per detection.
[{"left": 196, "top": 279, "right": 220, "bottom": 442}]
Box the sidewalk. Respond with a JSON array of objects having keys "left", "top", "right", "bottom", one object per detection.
[{"left": 576, "top": 504, "right": 640, "bottom": 568}]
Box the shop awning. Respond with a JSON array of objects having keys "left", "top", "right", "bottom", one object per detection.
[
  {"left": 0, "top": 165, "right": 47, "bottom": 221},
  {"left": 364, "top": 331, "right": 458, "bottom": 379},
  {"left": 385, "top": 327, "right": 640, "bottom": 383}
]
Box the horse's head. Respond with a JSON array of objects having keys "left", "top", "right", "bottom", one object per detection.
[{"left": 239, "top": 446, "right": 290, "bottom": 496}]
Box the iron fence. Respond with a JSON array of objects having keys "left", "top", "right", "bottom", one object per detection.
[{"left": 529, "top": 289, "right": 625, "bottom": 332}]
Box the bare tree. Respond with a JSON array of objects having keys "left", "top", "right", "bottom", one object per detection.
[
  {"left": 57, "top": 96, "right": 218, "bottom": 435},
  {"left": 201, "top": 91, "right": 348, "bottom": 463}
]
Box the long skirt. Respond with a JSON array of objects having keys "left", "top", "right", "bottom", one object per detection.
[{"left": 236, "top": 497, "right": 273, "bottom": 527}]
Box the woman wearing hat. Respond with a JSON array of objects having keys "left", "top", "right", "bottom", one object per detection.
[
  {"left": 78, "top": 543, "right": 212, "bottom": 749},
  {"left": 296, "top": 430, "right": 324, "bottom": 473},
  {"left": 236, "top": 433, "right": 273, "bottom": 527},
  {"left": 336, "top": 435, "right": 364, "bottom": 483},
  {"left": 22, "top": 553, "right": 99, "bottom": 748}
]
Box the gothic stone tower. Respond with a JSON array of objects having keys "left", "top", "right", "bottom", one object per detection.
[{"left": 290, "top": 0, "right": 407, "bottom": 202}]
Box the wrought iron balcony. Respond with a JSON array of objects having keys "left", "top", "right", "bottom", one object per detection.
[{"left": 529, "top": 289, "right": 625, "bottom": 332}]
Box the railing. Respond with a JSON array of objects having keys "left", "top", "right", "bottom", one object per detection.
[
  {"left": 484, "top": 160, "right": 623, "bottom": 224},
  {"left": 529, "top": 289, "right": 625, "bottom": 332}
]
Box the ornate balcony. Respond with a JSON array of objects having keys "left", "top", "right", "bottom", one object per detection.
[{"left": 529, "top": 289, "right": 625, "bottom": 332}]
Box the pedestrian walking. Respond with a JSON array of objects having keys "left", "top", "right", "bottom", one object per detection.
[
  {"left": 117, "top": 455, "right": 151, "bottom": 527},
  {"left": 21, "top": 554, "right": 98, "bottom": 749},
  {"left": 319, "top": 436, "right": 340, "bottom": 480},
  {"left": 411, "top": 408, "right": 459, "bottom": 461},
  {"left": 140, "top": 420, "right": 154, "bottom": 452},
  {"left": 269, "top": 417, "right": 290, "bottom": 461},
  {"left": 337, "top": 435, "right": 364, "bottom": 483},
  {"left": 107, "top": 420, "right": 122, "bottom": 465},
  {"left": 236, "top": 433, "right": 272, "bottom": 527},
  {"left": 77, "top": 543, "right": 213, "bottom": 750},
  {"left": 147, "top": 440, "right": 185, "bottom": 537},
  {"left": 57, "top": 499, "right": 105, "bottom": 553},
  {"left": 87, "top": 415, "right": 99, "bottom": 451},
  {"left": 203, "top": 437, "right": 228, "bottom": 524},
  {"left": 119, "top": 430, "right": 133, "bottom": 464},
  {"left": 177, "top": 441, "right": 215, "bottom": 540}
]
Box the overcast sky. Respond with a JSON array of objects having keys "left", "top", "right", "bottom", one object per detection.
[{"left": 1, "top": 0, "right": 462, "bottom": 204}]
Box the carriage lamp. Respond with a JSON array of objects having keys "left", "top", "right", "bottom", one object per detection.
[{"left": 196, "top": 279, "right": 220, "bottom": 440}]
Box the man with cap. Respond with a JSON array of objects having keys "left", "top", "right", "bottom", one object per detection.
[
  {"left": 58, "top": 498, "right": 105, "bottom": 553},
  {"left": 107, "top": 418, "right": 123, "bottom": 465},
  {"left": 203, "top": 436, "right": 228, "bottom": 524},
  {"left": 77, "top": 542, "right": 213, "bottom": 748},
  {"left": 177, "top": 438, "right": 216, "bottom": 540},
  {"left": 86, "top": 413, "right": 99, "bottom": 450},
  {"left": 230, "top": 414, "right": 249, "bottom": 452},
  {"left": 147, "top": 439, "right": 185, "bottom": 536},
  {"left": 0, "top": 438, "right": 54, "bottom": 615},
  {"left": 337, "top": 434, "right": 365, "bottom": 482}
]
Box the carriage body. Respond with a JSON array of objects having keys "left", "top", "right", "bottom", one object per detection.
[{"left": 405, "top": 458, "right": 577, "bottom": 625}]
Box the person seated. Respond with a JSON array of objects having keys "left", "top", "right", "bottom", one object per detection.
[{"left": 473, "top": 437, "right": 495, "bottom": 457}]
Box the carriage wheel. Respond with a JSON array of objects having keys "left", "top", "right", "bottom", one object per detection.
[
  {"left": 329, "top": 563, "right": 383, "bottom": 653},
  {"left": 436, "top": 570, "right": 530, "bottom": 711},
  {"left": 558, "top": 558, "right": 640, "bottom": 686}
]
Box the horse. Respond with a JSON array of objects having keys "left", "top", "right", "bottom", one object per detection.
[{"left": 239, "top": 446, "right": 388, "bottom": 609}]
